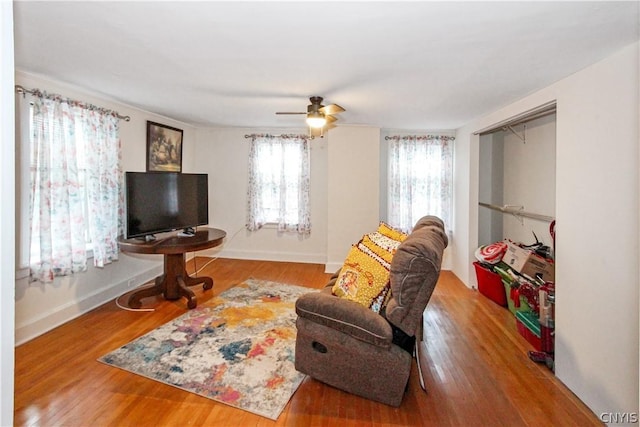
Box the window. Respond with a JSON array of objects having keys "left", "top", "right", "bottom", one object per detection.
[
  {"left": 387, "top": 135, "right": 454, "bottom": 232},
  {"left": 22, "top": 91, "right": 123, "bottom": 282},
  {"left": 246, "top": 134, "right": 311, "bottom": 234}
]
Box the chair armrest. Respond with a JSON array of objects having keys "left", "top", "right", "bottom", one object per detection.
[{"left": 295, "top": 290, "right": 393, "bottom": 349}]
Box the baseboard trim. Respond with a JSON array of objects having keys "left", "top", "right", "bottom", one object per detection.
[
  {"left": 15, "top": 265, "right": 163, "bottom": 345},
  {"left": 207, "top": 248, "right": 327, "bottom": 265},
  {"left": 324, "top": 262, "right": 343, "bottom": 274}
]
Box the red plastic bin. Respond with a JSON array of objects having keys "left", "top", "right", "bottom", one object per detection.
[{"left": 473, "top": 261, "right": 507, "bottom": 306}]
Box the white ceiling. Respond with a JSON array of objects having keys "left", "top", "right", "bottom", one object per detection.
[{"left": 13, "top": 1, "right": 640, "bottom": 131}]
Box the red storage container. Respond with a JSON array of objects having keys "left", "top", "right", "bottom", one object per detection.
[{"left": 473, "top": 262, "right": 507, "bottom": 306}]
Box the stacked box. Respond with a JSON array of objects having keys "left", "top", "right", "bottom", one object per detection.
[
  {"left": 473, "top": 262, "right": 507, "bottom": 307},
  {"left": 503, "top": 242, "right": 555, "bottom": 282}
]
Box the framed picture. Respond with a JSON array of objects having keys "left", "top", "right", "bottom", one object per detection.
[{"left": 146, "top": 121, "right": 183, "bottom": 172}]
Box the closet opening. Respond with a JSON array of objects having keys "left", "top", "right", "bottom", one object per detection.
[{"left": 475, "top": 102, "right": 557, "bottom": 367}]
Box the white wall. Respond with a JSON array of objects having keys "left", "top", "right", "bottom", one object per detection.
[
  {"left": 192, "top": 127, "right": 329, "bottom": 264},
  {"left": 195, "top": 126, "right": 459, "bottom": 271},
  {"left": 502, "top": 115, "right": 556, "bottom": 247},
  {"left": 13, "top": 71, "right": 199, "bottom": 344},
  {"left": 453, "top": 130, "right": 478, "bottom": 287},
  {"left": 453, "top": 42, "right": 639, "bottom": 418},
  {"left": 194, "top": 125, "right": 457, "bottom": 271},
  {"left": 554, "top": 44, "right": 638, "bottom": 418},
  {"left": 326, "top": 126, "right": 381, "bottom": 272},
  {"left": 478, "top": 132, "right": 504, "bottom": 246},
  {"left": 1, "top": 2, "right": 15, "bottom": 424}
]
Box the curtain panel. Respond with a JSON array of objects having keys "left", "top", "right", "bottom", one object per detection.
[
  {"left": 246, "top": 134, "right": 311, "bottom": 234},
  {"left": 28, "top": 95, "right": 123, "bottom": 282},
  {"left": 387, "top": 135, "right": 454, "bottom": 233}
]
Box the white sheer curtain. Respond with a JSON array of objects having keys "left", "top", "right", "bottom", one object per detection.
[
  {"left": 28, "top": 93, "right": 123, "bottom": 282},
  {"left": 246, "top": 134, "right": 311, "bottom": 234},
  {"left": 387, "top": 135, "right": 454, "bottom": 232}
]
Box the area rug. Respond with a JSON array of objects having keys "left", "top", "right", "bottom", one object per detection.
[{"left": 98, "top": 279, "right": 315, "bottom": 420}]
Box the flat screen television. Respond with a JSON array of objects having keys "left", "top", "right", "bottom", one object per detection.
[{"left": 125, "top": 172, "right": 209, "bottom": 239}]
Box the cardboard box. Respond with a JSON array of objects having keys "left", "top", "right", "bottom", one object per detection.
[{"left": 503, "top": 242, "right": 555, "bottom": 282}]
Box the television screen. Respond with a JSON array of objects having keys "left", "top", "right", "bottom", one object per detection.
[{"left": 125, "top": 172, "right": 209, "bottom": 239}]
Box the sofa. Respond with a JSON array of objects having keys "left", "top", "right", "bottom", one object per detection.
[{"left": 294, "top": 216, "right": 448, "bottom": 406}]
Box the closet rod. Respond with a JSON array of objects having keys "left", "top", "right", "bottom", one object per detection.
[
  {"left": 479, "top": 202, "right": 555, "bottom": 223},
  {"left": 474, "top": 101, "right": 556, "bottom": 136}
]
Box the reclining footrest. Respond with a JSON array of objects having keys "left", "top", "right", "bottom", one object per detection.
[{"left": 390, "top": 323, "right": 416, "bottom": 354}]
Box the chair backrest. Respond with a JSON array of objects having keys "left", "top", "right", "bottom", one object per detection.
[{"left": 384, "top": 216, "right": 448, "bottom": 336}]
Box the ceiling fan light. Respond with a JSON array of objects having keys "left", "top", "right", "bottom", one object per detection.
[{"left": 306, "top": 112, "right": 327, "bottom": 128}]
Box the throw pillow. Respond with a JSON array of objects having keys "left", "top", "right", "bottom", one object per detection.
[
  {"left": 332, "top": 244, "right": 391, "bottom": 313},
  {"left": 377, "top": 222, "right": 409, "bottom": 242},
  {"left": 363, "top": 232, "right": 402, "bottom": 262}
]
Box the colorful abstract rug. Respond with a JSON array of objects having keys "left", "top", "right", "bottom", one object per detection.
[{"left": 98, "top": 279, "right": 315, "bottom": 420}]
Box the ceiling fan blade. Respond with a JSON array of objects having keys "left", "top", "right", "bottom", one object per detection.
[
  {"left": 325, "top": 115, "right": 338, "bottom": 124},
  {"left": 276, "top": 112, "right": 306, "bottom": 115},
  {"left": 325, "top": 122, "right": 337, "bottom": 130},
  {"left": 319, "top": 104, "right": 345, "bottom": 115}
]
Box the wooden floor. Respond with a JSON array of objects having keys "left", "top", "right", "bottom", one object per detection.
[{"left": 14, "top": 258, "right": 602, "bottom": 426}]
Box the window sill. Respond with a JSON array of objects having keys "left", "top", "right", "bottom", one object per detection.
[{"left": 17, "top": 248, "right": 94, "bottom": 280}]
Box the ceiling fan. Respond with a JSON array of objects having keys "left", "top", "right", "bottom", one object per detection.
[{"left": 276, "top": 96, "right": 345, "bottom": 137}]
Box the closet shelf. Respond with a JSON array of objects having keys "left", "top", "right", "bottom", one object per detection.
[{"left": 479, "top": 202, "right": 555, "bottom": 223}]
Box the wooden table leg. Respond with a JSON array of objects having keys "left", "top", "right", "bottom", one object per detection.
[
  {"left": 128, "top": 275, "right": 166, "bottom": 309},
  {"left": 176, "top": 276, "right": 197, "bottom": 309},
  {"left": 177, "top": 274, "right": 214, "bottom": 309},
  {"left": 127, "top": 253, "right": 214, "bottom": 309},
  {"left": 183, "top": 274, "right": 214, "bottom": 290}
]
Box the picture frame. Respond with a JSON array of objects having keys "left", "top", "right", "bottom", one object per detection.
[{"left": 146, "top": 121, "right": 183, "bottom": 172}]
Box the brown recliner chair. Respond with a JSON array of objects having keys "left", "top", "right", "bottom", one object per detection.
[{"left": 294, "top": 216, "right": 448, "bottom": 406}]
